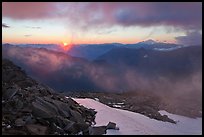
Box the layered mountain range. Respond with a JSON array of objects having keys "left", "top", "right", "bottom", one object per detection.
[
  {"left": 2, "top": 42, "right": 202, "bottom": 126},
  {"left": 2, "top": 42, "right": 201, "bottom": 94}
]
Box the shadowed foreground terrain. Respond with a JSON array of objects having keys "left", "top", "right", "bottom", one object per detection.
[
  {"left": 2, "top": 59, "right": 118, "bottom": 135},
  {"left": 2, "top": 59, "right": 202, "bottom": 135}
]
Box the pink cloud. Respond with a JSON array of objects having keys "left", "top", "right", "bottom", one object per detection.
[
  {"left": 2, "top": 2, "right": 202, "bottom": 31},
  {"left": 2, "top": 2, "right": 56, "bottom": 19},
  {"left": 61, "top": 2, "right": 202, "bottom": 32}
]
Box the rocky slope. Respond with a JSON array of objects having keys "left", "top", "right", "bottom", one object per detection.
[{"left": 2, "top": 59, "right": 117, "bottom": 135}]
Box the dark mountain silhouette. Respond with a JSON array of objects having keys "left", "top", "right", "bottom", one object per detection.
[
  {"left": 96, "top": 46, "right": 202, "bottom": 79},
  {"left": 67, "top": 41, "right": 184, "bottom": 60},
  {"left": 67, "top": 43, "right": 122, "bottom": 60}
]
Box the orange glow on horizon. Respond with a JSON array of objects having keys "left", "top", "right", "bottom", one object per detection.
[
  {"left": 3, "top": 36, "right": 177, "bottom": 45},
  {"left": 59, "top": 42, "right": 75, "bottom": 51}
]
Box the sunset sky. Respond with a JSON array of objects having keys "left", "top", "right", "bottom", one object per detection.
[{"left": 2, "top": 2, "right": 202, "bottom": 45}]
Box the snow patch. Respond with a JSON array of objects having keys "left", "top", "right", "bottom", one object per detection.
[
  {"left": 112, "top": 105, "right": 122, "bottom": 108},
  {"left": 94, "top": 98, "right": 100, "bottom": 102},
  {"left": 73, "top": 98, "right": 202, "bottom": 135},
  {"left": 116, "top": 102, "right": 124, "bottom": 105}
]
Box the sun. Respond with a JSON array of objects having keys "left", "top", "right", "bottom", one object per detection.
[
  {"left": 60, "top": 41, "right": 74, "bottom": 51},
  {"left": 63, "top": 42, "right": 68, "bottom": 46}
]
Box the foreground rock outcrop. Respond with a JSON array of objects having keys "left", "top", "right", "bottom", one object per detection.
[{"left": 2, "top": 59, "right": 101, "bottom": 135}]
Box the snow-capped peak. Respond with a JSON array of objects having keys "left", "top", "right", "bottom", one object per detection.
[{"left": 140, "top": 39, "right": 157, "bottom": 45}]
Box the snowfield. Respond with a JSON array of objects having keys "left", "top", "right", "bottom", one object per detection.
[{"left": 73, "top": 98, "right": 202, "bottom": 135}]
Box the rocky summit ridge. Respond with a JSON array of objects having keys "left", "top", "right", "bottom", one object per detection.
[{"left": 2, "top": 59, "right": 118, "bottom": 135}]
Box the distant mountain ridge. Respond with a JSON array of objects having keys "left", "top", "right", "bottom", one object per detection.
[
  {"left": 138, "top": 39, "right": 158, "bottom": 45},
  {"left": 67, "top": 40, "right": 185, "bottom": 60},
  {"left": 2, "top": 43, "right": 202, "bottom": 95},
  {"left": 96, "top": 45, "right": 202, "bottom": 77},
  {"left": 3, "top": 40, "right": 186, "bottom": 61}
]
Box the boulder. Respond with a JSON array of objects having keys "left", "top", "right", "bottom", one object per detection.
[
  {"left": 23, "top": 116, "right": 36, "bottom": 124},
  {"left": 54, "top": 115, "right": 74, "bottom": 128},
  {"left": 89, "top": 126, "right": 107, "bottom": 135},
  {"left": 2, "top": 129, "right": 27, "bottom": 135},
  {"left": 106, "top": 122, "right": 117, "bottom": 130},
  {"left": 31, "top": 102, "right": 54, "bottom": 118},
  {"left": 70, "top": 109, "right": 84, "bottom": 123},
  {"left": 15, "top": 99, "right": 24, "bottom": 109},
  {"left": 26, "top": 124, "right": 48, "bottom": 135},
  {"left": 36, "top": 97, "right": 59, "bottom": 115},
  {"left": 15, "top": 118, "right": 26, "bottom": 127},
  {"left": 3, "top": 87, "right": 18, "bottom": 100},
  {"left": 50, "top": 123, "right": 65, "bottom": 135},
  {"left": 88, "top": 108, "right": 97, "bottom": 116},
  {"left": 44, "top": 97, "right": 71, "bottom": 118},
  {"left": 63, "top": 121, "right": 77, "bottom": 134}
]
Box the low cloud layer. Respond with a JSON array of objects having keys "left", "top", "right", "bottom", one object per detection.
[{"left": 3, "top": 45, "right": 202, "bottom": 99}]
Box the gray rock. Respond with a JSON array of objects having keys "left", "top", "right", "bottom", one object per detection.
[
  {"left": 31, "top": 101, "right": 54, "bottom": 118},
  {"left": 15, "top": 99, "right": 24, "bottom": 109},
  {"left": 70, "top": 109, "right": 84, "bottom": 123},
  {"left": 43, "top": 97, "right": 71, "bottom": 118},
  {"left": 51, "top": 123, "right": 65, "bottom": 135},
  {"left": 88, "top": 108, "right": 97, "bottom": 116},
  {"left": 3, "top": 88, "right": 18, "bottom": 100},
  {"left": 21, "top": 107, "right": 32, "bottom": 113},
  {"left": 89, "top": 126, "right": 107, "bottom": 135},
  {"left": 26, "top": 124, "right": 48, "bottom": 135},
  {"left": 15, "top": 118, "right": 25, "bottom": 127},
  {"left": 75, "top": 123, "right": 89, "bottom": 132},
  {"left": 55, "top": 115, "right": 74, "bottom": 128},
  {"left": 36, "top": 97, "right": 59, "bottom": 115},
  {"left": 2, "top": 129, "right": 27, "bottom": 135},
  {"left": 63, "top": 120, "right": 77, "bottom": 133},
  {"left": 106, "top": 122, "right": 117, "bottom": 130},
  {"left": 24, "top": 116, "right": 36, "bottom": 124}
]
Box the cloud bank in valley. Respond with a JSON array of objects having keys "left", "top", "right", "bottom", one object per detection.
[{"left": 2, "top": 45, "right": 202, "bottom": 98}]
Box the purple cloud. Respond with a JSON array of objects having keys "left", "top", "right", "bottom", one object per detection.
[
  {"left": 112, "top": 3, "right": 202, "bottom": 30},
  {"left": 2, "top": 2, "right": 202, "bottom": 31},
  {"left": 2, "top": 23, "right": 10, "bottom": 28},
  {"left": 175, "top": 31, "right": 202, "bottom": 46},
  {"left": 2, "top": 2, "right": 56, "bottom": 19},
  {"left": 62, "top": 2, "right": 202, "bottom": 31}
]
